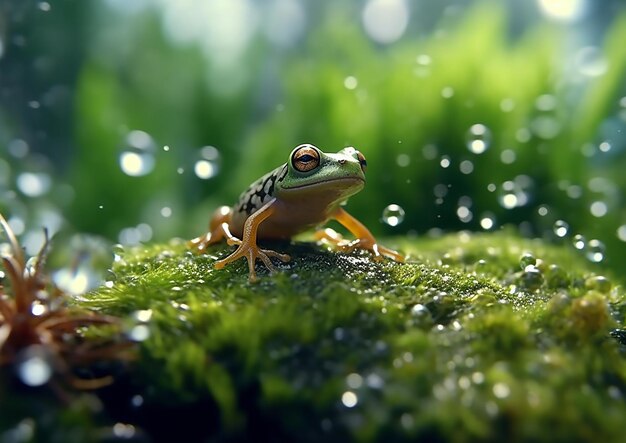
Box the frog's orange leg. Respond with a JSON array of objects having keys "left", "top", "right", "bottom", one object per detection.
[
  {"left": 318, "top": 207, "right": 404, "bottom": 262},
  {"left": 214, "top": 198, "right": 290, "bottom": 282},
  {"left": 189, "top": 206, "right": 235, "bottom": 252}
]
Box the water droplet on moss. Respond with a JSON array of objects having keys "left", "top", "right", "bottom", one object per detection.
[
  {"left": 546, "top": 264, "right": 568, "bottom": 288},
  {"left": 519, "top": 253, "right": 536, "bottom": 270},
  {"left": 520, "top": 266, "right": 543, "bottom": 291},
  {"left": 585, "top": 275, "right": 611, "bottom": 293}
]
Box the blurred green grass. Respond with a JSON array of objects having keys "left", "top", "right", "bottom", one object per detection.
[{"left": 1, "top": 1, "right": 626, "bottom": 275}]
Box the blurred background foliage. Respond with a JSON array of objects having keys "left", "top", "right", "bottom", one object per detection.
[{"left": 1, "top": 0, "right": 626, "bottom": 277}]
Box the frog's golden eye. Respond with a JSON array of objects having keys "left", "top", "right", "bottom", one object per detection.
[
  {"left": 356, "top": 151, "right": 367, "bottom": 173},
  {"left": 292, "top": 145, "right": 321, "bottom": 172}
]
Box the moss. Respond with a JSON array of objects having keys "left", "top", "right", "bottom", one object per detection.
[
  {"left": 72, "top": 231, "right": 626, "bottom": 442},
  {"left": 3, "top": 230, "right": 613, "bottom": 440}
]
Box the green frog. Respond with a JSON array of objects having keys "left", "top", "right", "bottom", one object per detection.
[{"left": 191, "top": 144, "right": 404, "bottom": 281}]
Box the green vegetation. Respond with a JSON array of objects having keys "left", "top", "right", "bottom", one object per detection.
[{"left": 42, "top": 232, "right": 622, "bottom": 442}]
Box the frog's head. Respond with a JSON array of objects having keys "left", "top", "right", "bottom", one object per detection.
[{"left": 279, "top": 144, "right": 367, "bottom": 199}]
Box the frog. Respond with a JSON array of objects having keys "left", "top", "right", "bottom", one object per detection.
[{"left": 190, "top": 143, "right": 404, "bottom": 282}]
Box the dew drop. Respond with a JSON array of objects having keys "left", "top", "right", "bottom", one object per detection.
[
  {"left": 119, "top": 130, "right": 156, "bottom": 177},
  {"left": 344, "top": 76, "right": 358, "bottom": 90},
  {"left": 16, "top": 172, "right": 51, "bottom": 197},
  {"left": 133, "top": 309, "right": 153, "bottom": 323},
  {"left": 341, "top": 391, "right": 358, "bottom": 408},
  {"left": 572, "top": 234, "right": 586, "bottom": 250},
  {"left": 52, "top": 266, "right": 97, "bottom": 296},
  {"left": 585, "top": 239, "right": 605, "bottom": 263},
  {"left": 585, "top": 275, "right": 611, "bottom": 294},
  {"left": 382, "top": 204, "right": 405, "bottom": 227},
  {"left": 590, "top": 201, "right": 608, "bottom": 218},
  {"left": 521, "top": 266, "right": 544, "bottom": 291},
  {"left": 346, "top": 373, "right": 363, "bottom": 389},
  {"left": 546, "top": 264, "right": 568, "bottom": 288},
  {"left": 459, "top": 160, "right": 474, "bottom": 174},
  {"left": 128, "top": 324, "right": 151, "bottom": 342},
  {"left": 411, "top": 303, "right": 429, "bottom": 317},
  {"left": 362, "top": 0, "right": 409, "bottom": 44},
  {"left": 553, "top": 220, "right": 569, "bottom": 238},
  {"left": 519, "top": 253, "right": 536, "bottom": 270},
  {"left": 492, "top": 382, "right": 511, "bottom": 399},
  {"left": 194, "top": 146, "right": 221, "bottom": 179},
  {"left": 16, "top": 346, "right": 52, "bottom": 387},
  {"left": 465, "top": 124, "right": 492, "bottom": 154},
  {"left": 617, "top": 225, "right": 626, "bottom": 242},
  {"left": 575, "top": 46, "right": 608, "bottom": 77}
]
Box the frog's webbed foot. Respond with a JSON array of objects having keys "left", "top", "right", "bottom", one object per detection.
[
  {"left": 315, "top": 228, "right": 403, "bottom": 262},
  {"left": 215, "top": 238, "right": 291, "bottom": 282}
]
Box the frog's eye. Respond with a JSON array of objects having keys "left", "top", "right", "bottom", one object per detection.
[
  {"left": 292, "top": 145, "right": 321, "bottom": 172},
  {"left": 356, "top": 151, "right": 367, "bottom": 173}
]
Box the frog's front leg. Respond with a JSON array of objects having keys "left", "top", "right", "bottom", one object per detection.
[
  {"left": 318, "top": 207, "right": 404, "bottom": 262},
  {"left": 215, "top": 198, "right": 291, "bottom": 282}
]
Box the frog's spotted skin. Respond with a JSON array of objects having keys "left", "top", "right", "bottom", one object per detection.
[
  {"left": 235, "top": 165, "right": 288, "bottom": 216},
  {"left": 190, "top": 143, "right": 404, "bottom": 282}
]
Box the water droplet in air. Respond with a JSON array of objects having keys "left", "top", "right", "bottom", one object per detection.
[
  {"left": 16, "top": 346, "right": 53, "bottom": 386},
  {"left": 128, "top": 324, "right": 150, "bottom": 342},
  {"left": 17, "top": 172, "right": 51, "bottom": 197},
  {"left": 194, "top": 146, "right": 221, "bottom": 179},
  {"left": 8, "top": 139, "right": 29, "bottom": 158},
  {"left": 53, "top": 265, "right": 99, "bottom": 297},
  {"left": 617, "top": 225, "right": 626, "bottom": 242},
  {"left": 119, "top": 130, "right": 156, "bottom": 177},
  {"left": 466, "top": 124, "right": 491, "bottom": 154},
  {"left": 589, "top": 201, "right": 608, "bottom": 218},
  {"left": 573, "top": 234, "right": 586, "bottom": 250},
  {"left": 553, "top": 220, "right": 569, "bottom": 238},
  {"left": 362, "top": 0, "right": 409, "bottom": 44},
  {"left": 341, "top": 390, "right": 358, "bottom": 408},
  {"left": 479, "top": 214, "right": 495, "bottom": 230},
  {"left": 575, "top": 46, "right": 608, "bottom": 77},
  {"left": 585, "top": 239, "right": 605, "bottom": 263},
  {"left": 382, "top": 204, "right": 405, "bottom": 226},
  {"left": 344, "top": 76, "right": 358, "bottom": 90}
]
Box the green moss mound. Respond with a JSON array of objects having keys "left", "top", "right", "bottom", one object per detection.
[{"left": 78, "top": 231, "right": 626, "bottom": 442}]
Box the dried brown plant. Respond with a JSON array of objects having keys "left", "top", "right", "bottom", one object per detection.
[{"left": 0, "top": 213, "right": 132, "bottom": 389}]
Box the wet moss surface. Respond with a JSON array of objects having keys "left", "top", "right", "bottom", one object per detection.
[
  {"left": 7, "top": 231, "right": 625, "bottom": 442},
  {"left": 72, "top": 230, "right": 626, "bottom": 443}
]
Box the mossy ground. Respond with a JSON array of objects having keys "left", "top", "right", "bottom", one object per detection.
[{"left": 3, "top": 232, "right": 625, "bottom": 442}]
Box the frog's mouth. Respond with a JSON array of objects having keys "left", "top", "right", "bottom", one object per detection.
[{"left": 281, "top": 176, "right": 365, "bottom": 191}]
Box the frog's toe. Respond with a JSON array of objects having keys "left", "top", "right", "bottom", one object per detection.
[{"left": 262, "top": 249, "right": 291, "bottom": 263}]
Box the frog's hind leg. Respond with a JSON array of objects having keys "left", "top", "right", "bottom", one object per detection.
[
  {"left": 190, "top": 206, "right": 236, "bottom": 252},
  {"left": 322, "top": 207, "right": 404, "bottom": 262}
]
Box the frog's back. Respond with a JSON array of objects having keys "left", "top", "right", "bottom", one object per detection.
[{"left": 229, "top": 164, "right": 288, "bottom": 234}]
